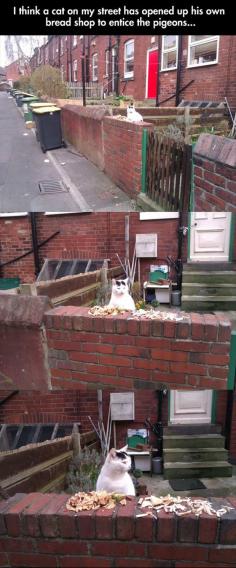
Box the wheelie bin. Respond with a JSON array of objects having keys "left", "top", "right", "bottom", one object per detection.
[{"left": 32, "top": 106, "right": 65, "bottom": 152}]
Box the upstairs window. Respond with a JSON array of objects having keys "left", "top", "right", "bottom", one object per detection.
[
  {"left": 161, "top": 36, "right": 178, "bottom": 71},
  {"left": 73, "top": 35, "right": 77, "bottom": 48},
  {"left": 188, "top": 36, "right": 219, "bottom": 67},
  {"left": 60, "top": 37, "right": 64, "bottom": 56},
  {"left": 105, "top": 49, "right": 109, "bottom": 77},
  {"left": 73, "top": 59, "right": 78, "bottom": 82},
  {"left": 124, "top": 39, "right": 134, "bottom": 78},
  {"left": 92, "top": 53, "right": 98, "bottom": 81}
]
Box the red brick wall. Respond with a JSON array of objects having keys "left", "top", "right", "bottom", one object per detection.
[
  {"left": 1, "top": 493, "right": 236, "bottom": 568},
  {"left": 0, "top": 389, "right": 166, "bottom": 449},
  {"left": 0, "top": 213, "right": 180, "bottom": 284},
  {"left": 0, "top": 215, "right": 35, "bottom": 283},
  {"left": 103, "top": 118, "right": 151, "bottom": 197},
  {"left": 193, "top": 135, "right": 236, "bottom": 212},
  {"left": 45, "top": 307, "right": 231, "bottom": 391},
  {"left": 0, "top": 390, "right": 98, "bottom": 432},
  {"left": 61, "top": 106, "right": 109, "bottom": 169}
]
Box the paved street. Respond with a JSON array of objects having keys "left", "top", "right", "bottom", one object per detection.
[{"left": 0, "top": 93, "right": 133, "bottom": 213}]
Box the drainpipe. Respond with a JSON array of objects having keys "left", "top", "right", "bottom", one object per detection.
[
  {"left": 81, "top": 36, "right": 86, "bottom": 107},
  {"left": 30, "top": 213, "right": 40, "bottom": 277},
  {"left": 155, "top": 36, "right": 161, "bottom": 107},
  {"left": 108, "top": 35, "right": 112, "bottom": 95},
  {"left": 175, "top": 35, "right": 183, "bottom": 107},
  {"left": 224, "top": 390, "right": 234, "bottom": 453},
  {"left": 116, "top": 35, "right": 120, "bottom": 97}
]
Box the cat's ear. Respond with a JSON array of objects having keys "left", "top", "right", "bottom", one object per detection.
[
  {"left": 124, "top": 277, "right": 130, "bottom": 285},
  {"left": 109, "top": 448, "right": 116, "bottom": 459}
]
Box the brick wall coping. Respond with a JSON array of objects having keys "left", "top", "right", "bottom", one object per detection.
[
  {"left": 0, "top": 493, "right": 236, "bottom": 567},
  {"left": 62, "top": 104, "right": 111, "bottom": 121},
  {"left": 0, "top": 295, "right": 51, "bottom": 327},
  {"left": 44, "top": 305, "right": 231, "bottom": 339},
  {"left": 194, "top": 134, "right": 236, "bottom": 168},
  {"left": 104, "top": 115, "right": 152, "bottom": 129}
]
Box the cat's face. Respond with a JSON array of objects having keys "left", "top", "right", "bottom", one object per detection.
[
  {"left": 107, "top": 448, "right": 132, "bottom": 473},
  {"left": 112, "top": 278, "right": 129, "bottom": 296}
]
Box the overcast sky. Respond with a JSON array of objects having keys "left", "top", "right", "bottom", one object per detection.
[{"left": 0, "top": 36, "right": 47, "bottom": 67}]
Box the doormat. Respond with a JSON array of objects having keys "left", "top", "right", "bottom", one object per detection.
[{"left": 168, "top": 478, "right": 207, "bottom": 491}]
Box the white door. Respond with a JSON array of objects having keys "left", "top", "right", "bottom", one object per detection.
[
  {"left": 190, "top": 212, "right": 231, "bottom": 261},
  {"left": 170, "top": 391, "right": 212, "bottom": 424}
]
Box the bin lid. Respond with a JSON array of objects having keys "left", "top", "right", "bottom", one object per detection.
[
  {"left": 29, "top": 102, "right": 55, "bottom": 108},
  {"left": 32, "top": 106, "right": 60, "bottom": 114},
  {"left": 21, "top": 96, "right": 39, "bottom": 102}
]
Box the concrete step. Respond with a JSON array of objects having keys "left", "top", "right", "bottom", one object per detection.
[
  {"left": 164, "top": 424, "right": 222, "bottom": 436},
  {"left": 183, "top": 262, "right": 236, "bottom": 272},
  {"left": 182, "top": 271, "right": 236, "bottom": 285},
  {"left": 163, "top": 434, "right": 225, "bottom": 449},
  {"left": 163, "top": 447, "right": 228, "bottom": 462},
  {"left": 164, "top": 460, "right": 233, "bottom": 479},
  {"left": 182, "top": 283, "right": 236, "bottom": 296},
  {"left": 181, "top": 296, "right": 236, "bottom": 311}
]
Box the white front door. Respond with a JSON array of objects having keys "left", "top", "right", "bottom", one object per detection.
[
  {"left": 170, "top": 391, "right": 212, "bottom": 424},
  {"left": 190, "top": 212, "right": 231, "bottom": 261}
]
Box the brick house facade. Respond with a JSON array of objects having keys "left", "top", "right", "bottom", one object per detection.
[
  {"left": 4, "top": 59, "right": 30, "bottom": 85},
  {"left": 30, "top": 35, "right": 236, "bottom": 109},
  {"left": 1, "top": 389, "right": 236, "bottom": 463}
]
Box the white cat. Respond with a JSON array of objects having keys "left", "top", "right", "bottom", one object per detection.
[
  {"left": 127, "top": 105, "right": 143, "bottom": 123},
  {"left": 108, "top": 278, "right": 135, "bottom": 311},
  {"left": 96, "top": 448, "right": 135, "bottom": 496}
]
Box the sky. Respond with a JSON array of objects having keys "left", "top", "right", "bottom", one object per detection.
[{"left": 0, "top": 35, "right": 47, "bottom": 67}]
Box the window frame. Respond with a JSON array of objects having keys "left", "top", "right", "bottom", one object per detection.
[
  {"left": 73, "top": 59, "right": 78, "bottom": 82},
  {"left": 92, "top": 53, "right": 98, "bottom": 81},
  {"left": 161, "top": 36, "right": 178, "bottom": 72},
  {"left": 187, "top": 35, "right": 220, "bottom": 68},
  {"left": 124, "top": 39, "right": 134, "bottom": 79},
  {"left": 105, "top": 49, "right": 109, "bottom": 77},
  {"left": 73, "top": 35, "right": 78, "bottom": 48}
]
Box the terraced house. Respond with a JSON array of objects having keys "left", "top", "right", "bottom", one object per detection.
[{"left": 30, "top": 35, "right": 236, "bottom": 109}]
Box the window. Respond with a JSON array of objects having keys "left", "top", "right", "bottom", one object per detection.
[
  {"left": 188, "top": 36, "right": 219, "bottom": 67},
  {"left": 73, "top": 35, "right": 77, "bottom": 47},
  {"left": 60, "top": 37, "right": 64, "bottom": 56},
  {"left": 124, "top": 40, "right": 134, "bottom": 78},
  {"left": 73, "top": 59, "right": 78, "bottom": 82},
  {"left": 105, "top": 49, "right": 109, "bottom": 77},
  {"left": 161, "top": 36, "right": 178, "bottom": 71},
  {"left": 92, "top": 53, "right": 98, "bottom": 81}
]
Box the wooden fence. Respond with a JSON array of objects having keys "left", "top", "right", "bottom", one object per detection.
[
  {"left": 144, "top": 130, "right": 192, "bottom": 211},
  {"left": 67, "top": 81, "right": 104, "bottom": 99}
]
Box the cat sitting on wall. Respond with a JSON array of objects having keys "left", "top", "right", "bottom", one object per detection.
[
  {"left": 108, "top": 278, "right": 135, "bottom": 311},
  {"left": 96, "top": 449, "right": 135, "bottom": 496},
  {"left": 126, "top": 104, "right": 143, "bottom": 122}
]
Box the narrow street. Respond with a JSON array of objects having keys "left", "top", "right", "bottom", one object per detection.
[{"left": 0, "top": 93, "right": 133, "bottom": 212}]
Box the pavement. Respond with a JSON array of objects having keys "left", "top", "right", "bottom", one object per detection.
[
  {"left": 0, "top": 92, "right": 134, "bottom": 213},
  {"left": 141, "top": 466, "right": 236, "bottom": 498}
]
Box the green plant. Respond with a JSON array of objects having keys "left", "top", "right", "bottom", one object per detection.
[
  {"left": 31, "top": 65, "right": 69, "bottom": 99},
  {"left": 132, "top": 468, "right": 143, "bottom": 478},
  {"left": 65, "top": 447, "right": 103, "bottom": 494},
  {"left": 151, "top": 299, "right": 160, "bottom": 308}
]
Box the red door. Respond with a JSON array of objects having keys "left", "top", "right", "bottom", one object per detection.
[{"left": 147, "top": 49, "right": 158, "bottom": 99}]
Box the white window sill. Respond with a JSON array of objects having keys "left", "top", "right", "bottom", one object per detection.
[
  {"left": 160, "top": 67, "right": 177, "bottom": 72},
  {"left": 140, "top": 213, "right": 179, "bottom": 220},
  {"left": 187, "top": 61, "right": 218, "bottom": 69}
]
